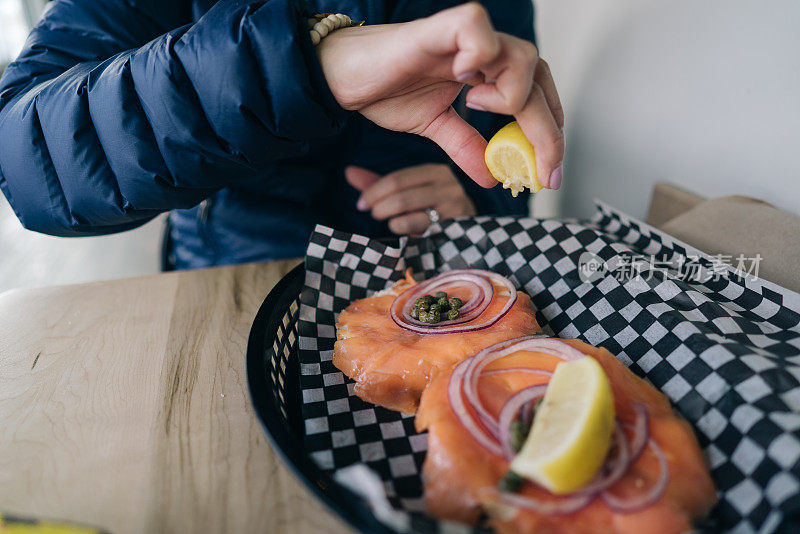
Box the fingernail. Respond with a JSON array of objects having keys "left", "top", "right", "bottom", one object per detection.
[
  {"left": 466, "top": 101, "right": 486, "bottom": 112},
  {"left": 456, "top": 70, "right": 477, "bottom": 83},
  {"left": 357, "top": 198, "right": 368, "bottom": 211},
  {"left": 548, "top": 165, "right": 563, "bottom": 190}
]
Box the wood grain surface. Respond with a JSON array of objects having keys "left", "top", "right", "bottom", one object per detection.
[{"left": 0, "top": 261, "right": 354, "bottom": 534}]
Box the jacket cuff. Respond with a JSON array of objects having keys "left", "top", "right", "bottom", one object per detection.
[{"left": 290, "top": 0, "right": 352, "bottom": 131}]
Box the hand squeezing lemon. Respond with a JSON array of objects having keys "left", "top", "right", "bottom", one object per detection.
[{"left": 484, "top": 121, "right": 544, "bottom": 197}]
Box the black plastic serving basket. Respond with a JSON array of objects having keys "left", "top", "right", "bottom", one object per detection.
[{"left": 246, "top": 263, "right": 396, "bottom": 534}]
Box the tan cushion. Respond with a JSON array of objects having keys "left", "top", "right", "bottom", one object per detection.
[
  {"left": 660, "top": 196, "right": 800, "bottom": 294},
  {"left": 646, "top": 183, "right": 705, "bottom": 227}
]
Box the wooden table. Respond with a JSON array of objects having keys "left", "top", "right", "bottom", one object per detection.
[{"left": 0, "top": 261, "right": 354, "bottom": 534}]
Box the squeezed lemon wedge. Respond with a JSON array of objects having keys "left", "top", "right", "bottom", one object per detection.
[
  {"left": 509, "top": 357, "right": 615, "bottom": 494},
  {"left": 484, "top": 121, "right": 542, "bottom": 196}
]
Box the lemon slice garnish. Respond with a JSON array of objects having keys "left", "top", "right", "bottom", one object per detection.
[
  {"left": 510, "top": 357, "right": 615, "bottom": 494},
  {"left": 484, "top": 121, "right": 542, "bottom": 196}
]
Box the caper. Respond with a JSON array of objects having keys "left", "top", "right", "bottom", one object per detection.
[
  {"left": 447, "top": 308, "right": 459, "bottom": 321},
  {"left": 448, "top": 297, "right": 463, "bottom": 309},
  {"left": 410, "top": 307, "right": 420, "bottom": 320},
  {"left": 509, "top": 420, "right": 530, "bottom": 453},
  {"left": 418, "top": 311, "right": 429, "bottom": 322},
  {"left": 418, "top": 301, "right": 430, "bottom": 311},
  {"left": 498, "top": 471, "right": 525, "bottom": 493},
  {"left": 428, "top": 303, "right": 440, "bottom": 313},
  {"left": 437, "top": 297, "right": 450, "bottom": 310},
  {"left": 434, "top": 291, "right": 447, "bottom": 299},
  {"left": 422, "top": 295, "right": 436, "bottom": 304},
  {"left": 427, "top": 309, "right": 441, "bottom": 323}
]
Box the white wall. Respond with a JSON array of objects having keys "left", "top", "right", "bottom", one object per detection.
[
  {"left": 0, "top": 0, "right": 164, "bottom": 294},
  {"left": 534, "top": 0, "right": 800, "bottom": 220},
  {"left": 0, "top": 0, "right": 29, "bottom": 65},
  {"left": 0, "top": 195, "right": 165, "bottom": 294}
]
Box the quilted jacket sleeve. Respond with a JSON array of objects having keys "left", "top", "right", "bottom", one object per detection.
[{"left": 0, "top": 0, "right": 349, "bottom": 236}]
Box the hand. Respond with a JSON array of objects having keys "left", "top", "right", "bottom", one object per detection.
[
  {"left": 317, "top": 2, "right": 565, "bottom": 189},
  {"left": 345, "top": 164, "right": 477, "bottom": 236}
]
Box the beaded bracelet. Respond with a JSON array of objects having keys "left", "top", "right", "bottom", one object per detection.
[{"left": 308, "top": 13, "right": 363, "bottom": 45}]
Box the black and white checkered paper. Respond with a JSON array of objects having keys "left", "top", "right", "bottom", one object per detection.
[{"left": 298, "top": 201, "right": 800, "bottom": 533}]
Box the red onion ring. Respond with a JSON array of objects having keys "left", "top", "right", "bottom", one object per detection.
[
  {"left": 444, "top": 336, "right": 548, "bottom": 454},
  {"left": 577, "top": 405, "right": 649, "bottom": 496},
  {"left": 463, "top": 337, "right": 585, "bottom": 438},
  {"left": 389, "top": 270, "right": 517, "bottom": 335},
  {"left": 601, "top": 438, "right": 670, "bottom": 513},
  {"left": 481, "top": 368, "right": 554, "bottom": 378},
  {"left": 446, "top": 358, "right": 504, "bottom": 456},
  {"left": 497, "top": 385, "right": 548, "bottom": 458},
  {"left": 627, "top": 403, "right": 650, "bottom": 463},
  {"left": 574, "top": 424, "right": 630, "bottom": 495},
  {"left": 519, "top": 400, "right": 535, "bottom": 428},
  {"left": 498, "top": 491, "right": 594, "bottom": 516},
  {"left": 395, "top": 272, "right": 490, "bottom": 321},
  {"left": 398, "top": 272, "right": 493, "bottom": 328},
  {"left": 439, "top": 270, "right": 502, "bottom": 315}
]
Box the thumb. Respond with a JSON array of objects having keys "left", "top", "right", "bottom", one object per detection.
[
  {"left": 420, "top": 108, "right": 496, "bottom": 188},
  {"left": 345, "top": 166, "right": 382, "bottom": 192}
]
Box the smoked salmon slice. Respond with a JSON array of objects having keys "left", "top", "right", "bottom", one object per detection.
[
  {"left": 415, "top": 337, "right": 717, "bottom": 534},
  {"left": 333, "top": 270, "right": 540, "bottom": 413}
]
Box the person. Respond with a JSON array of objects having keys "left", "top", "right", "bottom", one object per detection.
[{"left": 0, "top": 0, "right": 564, "bottom": 269}]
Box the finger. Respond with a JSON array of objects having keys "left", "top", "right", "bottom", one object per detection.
[
  {"left": 360, "top": 166, "right": 441, "bottom": 208},
  {"left": 388, "top": 211, "right": 431, "bottom": 236},
  {"left": 345, "top": 166, "right": 382, "bottom": 192},
  {"left": 345, "top": 166, "right": 383, "bottom": 210},
  {"left": 416, "top": 2, "right": 500, "bottom": 81},
  {"left": 459, "top": 71, "right": 486, "bottom": 87},
  {"left": 464, "top": 35, "right": 538, "bottom": 115},
  {"left": 371, "top": 184, "right": 448, "bottom": 221},
  {"left": 534, "top": 59, "right": 564, "bottom": 129},
  {"left": 420, "top": 107, "right": 496, "bottom": 188},
  {"left": 344, "top": 165, "right": 381, "bottom": 195},
  {"left": 514, "top": 84, "right": 565, "bottom": 189}
]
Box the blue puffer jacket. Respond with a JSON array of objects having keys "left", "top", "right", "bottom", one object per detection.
[{"left": 0, "top": 0, "right": 534, "bottom": 268}]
